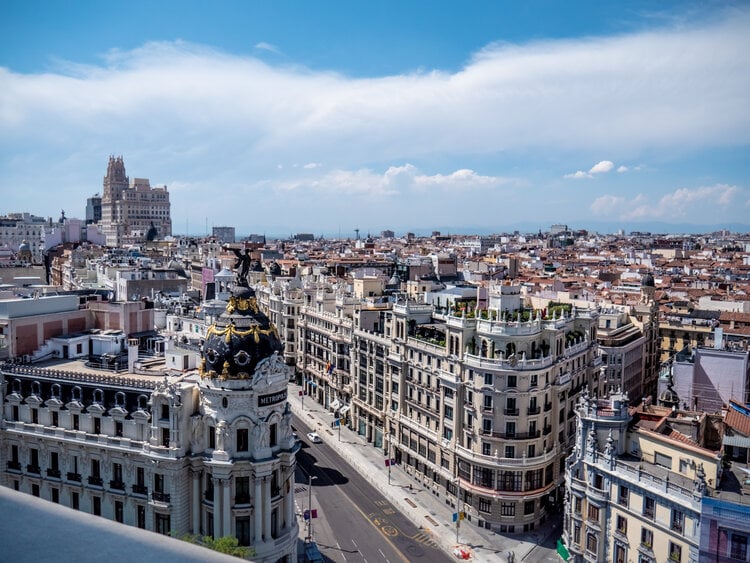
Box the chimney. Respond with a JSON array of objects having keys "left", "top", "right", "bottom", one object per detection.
[{"left": 128, "top": 338, "right": 139, "bottom": 373}]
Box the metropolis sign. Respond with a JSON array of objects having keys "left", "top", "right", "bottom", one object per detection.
[{"left": 258, "top": 389, "right": 287, "bottom": 407}]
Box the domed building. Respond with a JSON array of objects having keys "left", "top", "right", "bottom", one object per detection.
[
  {"left": 188, "top": 279, "right": 299, "bottom": 561},
  {"left": 0, "top": 274, "right": 299, "bottom": 562}
]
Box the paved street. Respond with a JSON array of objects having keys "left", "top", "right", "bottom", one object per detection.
[{"left": 294, "top": 417, "right": 453, "bottom": 563}]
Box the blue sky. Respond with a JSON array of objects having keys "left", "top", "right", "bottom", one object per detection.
[{"left": 1, "top": 1, "right": 749, "bottom": 236}]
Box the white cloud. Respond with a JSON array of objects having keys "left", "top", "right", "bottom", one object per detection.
[
  {"left": 566, "top": 160, "right": 615, "bottom": 179},
  {"left": 589, "top": 160, "right": 614, "bottom": 174},
  {"left": 275, "top": 164, "right": 512, "bottom": 196},
  {"left": 303, "top": 162, "right": 321, "bottom": 169},
  {"left": 617, "top": 165, "right": 628, "bottom": 173},
  {"left": 564, "top": 170, "right": 592, "bottom": 179},
  {"left": 590, "top": 184, "right": 741, "bottom": 220}
]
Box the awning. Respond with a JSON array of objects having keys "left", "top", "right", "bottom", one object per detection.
[
  {"left": 339, "top": 405, "right": 350, "bottom": 416},
  {"left": 723, "top": 435, "right": 750, "bottom": 448},
  {"left": 330, "top": 399, "right": 341, "bottom": 411}
]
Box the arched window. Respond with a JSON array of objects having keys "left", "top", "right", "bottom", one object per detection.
[
  {"left": 72, "top": 386, "right": 82, "bottom": 401},
  {"left": 93, "top": 389, "right": 104, "bottom": 404},
  {"left": 51, "top": 384, "right": 61, "bottom": 399},
  {"left": 115, "top": 392, "right": 126, "bottom": 407}
]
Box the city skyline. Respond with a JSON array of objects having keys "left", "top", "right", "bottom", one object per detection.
[{"left": 1, "top": 1, "right": 749, "bottom": 235}]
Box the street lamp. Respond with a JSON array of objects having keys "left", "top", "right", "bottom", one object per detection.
[{"left": 308, "top": 474, "right": 318, "bottom": 541}]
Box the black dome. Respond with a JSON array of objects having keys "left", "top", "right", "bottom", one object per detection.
[{"left": 200, "top": 285, "right": 282, "bottom": 380}]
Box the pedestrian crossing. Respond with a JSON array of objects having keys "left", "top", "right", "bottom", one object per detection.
[{"left": 411, "top": 530, "right": 438, "bottom": 547}]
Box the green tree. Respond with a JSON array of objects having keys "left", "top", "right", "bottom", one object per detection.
[{"left": 180, "top": 534, "right": 253, "bottom": 559}]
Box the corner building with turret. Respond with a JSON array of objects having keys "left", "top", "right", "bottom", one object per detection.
[{"left": 1, "top": 283, "right": 298, "bottom": 562}]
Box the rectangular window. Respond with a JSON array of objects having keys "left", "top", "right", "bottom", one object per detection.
[
  {"left": 31, "top": 408, "right": 38, "bottom": 424},
  {"left": 155, "top": 513, "right": 170, "bottom": 535},
  {"left": 505, "top": 445, "right": 514, "bottom": 459},
  {"left": 524, "top": 500, "right": 535, "bottom": 515},
  {"left": 235, "top": 476, "right": 250, "bottom": 503},
  {"left": 237, "top": 428, "right": 249, "bottom": 452},
  {"left": 501, "top": 503, "right": 515, "bottom": 516},
  {"left": 161, "top": 428, "right": 170, "bottom": 447},
  {"left": 587, "top": 505, "right": 599, "bottom": 521},
  {"left": 507, "top": 375, "right": 517, "bottom": 388},
  {"left": 270, "top": 423, "right": 277, "bottom": 447},
  {"left": 161, "top": 404, "right": 169, "bottom": 420},
  {"left": 236, "top": 516, "right": 251, "bottom": 546},
  {"left": 479, "top": 498, "right": 491, "bottom": 513},
  {"left": 115, "top": 421, "right": 123, "bottom": 437},
  {"left": 137, "top": 506, "right": 146, "bottom": 529},
  {"left": 618, "top": 485, "right": 629, "bottom": 506},
  {"left": 51, "top": 488, "right": 59, "bottom": 504},
  {"left": 93, "top": 496, "right": 101, "bottom": 516},
  {"left": 115, "top": 501, "right": 124, "bottom": 523},
  {"left": 444, "top": 406, "right": 453, "bottom": 420},
  {"left": 641, "top": 527, "right": 653, "bottom": 548},
  {"left": 93, "top": 417, "right": 101, "bottom": 434},
  {"left": 71, "top": 492, "right": 79, "bottom": 510},
  {"left": 671, "top": 509, "right": 684, "bottom": 533},
  {"left": 586, "top": 533, "right": 598, "bottom": 554},
  {"left": 482, "top": 443, "right": 491, "bottom": 456},
  {"left": 730, "top": 535, "right": 748, "bottom": 560},
  {"left": 483, "top": 419, "right": 492, "bottom": 433},
  {"left": 614, "top": 544, "right": 626, "bottom": 563},
  {"left": 484, "top": 373, "right": 493, "bottom": 385},
  {"left": 643, "top": 497, "right": 655, "bottom": 519},
  {"left": 668, "top": 542, "right": 682, "bottom": 562},
  {"left": 154, "top": 473, "right": 164, "bottom": 493},
  {"left": 73, "top": 414, "right": 79, "bottom": 430},
  {"left": 616, "top": 515, "right": 627, "bottom": 534},
  {"left": 52, "top": 411, "right": 59, "bottom": 427},
  {"left": 209, "top": 426, "right": 216, "bottom": 449},
  {"left": 483, "top": 395, "right": 492, "bottom": 410}
]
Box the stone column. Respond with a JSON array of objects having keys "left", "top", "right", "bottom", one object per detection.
[
  {"left": 284, "top": 475, "right": 294, "bottom": 530},
  {"left": 263, "top": 477, "right": 271, "bottom": 539},
  {"left": 222, "top": 480, "right": 231, "bottom": 537},
  {"left": 212, "top": 477, "right": 221, "bottom": 538},
  {"left": 254, "top": 477, "right": 263, "bottom": 543},
  {"left": 191, "top": 471, "right": 200, "bottom": 533}
]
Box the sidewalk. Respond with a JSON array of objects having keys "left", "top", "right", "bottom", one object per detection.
[{"left": 287, "top": 382, "right": 561, "bottom": 563}]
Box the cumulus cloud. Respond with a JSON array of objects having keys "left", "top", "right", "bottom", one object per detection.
[
  {"left": 589, "top": 160, "right": 614, "bottom": 174},
  {"left": 617, "top": 165, "right": 628, "bottom": 173},
  {"left": 590, "top": 184, "right": 741, "bottom": 220},
  {"left": 565, "top": 160, "right": 615, "bottom": 179},
  {"left": 303, "top": 162, "right": 321, "bottom": 169}
]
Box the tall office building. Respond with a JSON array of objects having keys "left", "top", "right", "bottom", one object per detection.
[{"left": 100, "top": 156, "right": 172, "bottom": 247}]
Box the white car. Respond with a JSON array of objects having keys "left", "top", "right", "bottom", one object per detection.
[{"left": 307, "top": 432, "right": 322, "bottom": 444}]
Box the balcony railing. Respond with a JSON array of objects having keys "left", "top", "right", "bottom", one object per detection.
[
  {"left": 527, "top": 406, "right": 541, "bottom": 415},
  {"left": 67, "top": 472, "right": 82, "bottom": 482},
  {"left": 152, "top": 491, "right": 171, "bottom": 503},
  {"left": 110, "top": 480, "right": 125, "bottom": 490},
  {"left": 26, "top": 464, "right": 41, "bottom": 474},
  {"left": 132, "top": 484, "right": 148, "bottom": 495},
  {"left": 543, "top": 425, "right": 552, "bottom": 436},
  {"left": 88, "top": 476, "right": 103, "bottom": 486},
  {"left": 504, "top": 408, "right": 519, "bottom": 416},
  {"left": 47, "top": 468, "right": 62, "bottom": 478},
  {"left": 7, "top": 461, "right": 22, "bottom": 471},
  {"left": 497, "top": 431, "right": 541, "bottom": 440},
  {"left": 544, "top": 402, "right": 553, "bottom": 412}
]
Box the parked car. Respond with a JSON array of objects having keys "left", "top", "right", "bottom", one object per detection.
[{"left": 307, "top": 432, "right": 322, "bottom": 444}]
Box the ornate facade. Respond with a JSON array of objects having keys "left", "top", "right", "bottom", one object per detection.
[
  {"left": 100, "top": 156, "right": 172, "bottom": 247},
  {"left": 1, "top": 281, "right": 298, "bottom": 562}
]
